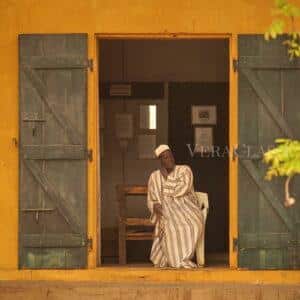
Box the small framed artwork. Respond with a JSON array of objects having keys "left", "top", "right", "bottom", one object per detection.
[
  {"left": 191, "top": 105, "right": 217, "bottom": 125},
  {"left": 138, "top": 134, "right": 156, "bottom": 159},
  {"left": 194, "top": 127, "right": 214, "bottom": 153}
]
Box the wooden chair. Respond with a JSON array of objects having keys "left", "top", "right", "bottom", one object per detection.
[
  {"left": 194, "top": 192, "right": 209, "bottom": 267},
  {"left": 116, "top": 184, "right": 153, "bottom": 265},
  {"left": 116, "top": 184, "right": 209, "bottom": 266}
]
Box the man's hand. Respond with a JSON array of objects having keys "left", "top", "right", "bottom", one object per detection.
[{"left": 153, "top": 203, "right": 163, "bottom": 217}]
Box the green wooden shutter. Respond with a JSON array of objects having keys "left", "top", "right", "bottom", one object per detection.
[
  {"left": 19, "top": 34, "right": 89, "bottom": 269},
  {"left": 237, "top": 35, "right": 300, "bottom": 269}
]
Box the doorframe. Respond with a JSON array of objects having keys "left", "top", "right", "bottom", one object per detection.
[{"left": 92, "top": 33, "right": 238, "bottom": 268}]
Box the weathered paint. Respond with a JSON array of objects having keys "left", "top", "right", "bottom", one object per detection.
[
  {"left": 1, "top": 282, "right": 299, "bottom": 300},
  {"left": 0, "top": 267, "right": 300, "bottom": 285},
  {"left": 229, "top": 34, "right": 238, "bottom": 269},
  {"left": 0, "top": 0, "right": 300, "bottom": 281}
]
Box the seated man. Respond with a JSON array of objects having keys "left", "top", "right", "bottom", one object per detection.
[{"left": 147, "top": 144, "right": 204, "bottom": 269}]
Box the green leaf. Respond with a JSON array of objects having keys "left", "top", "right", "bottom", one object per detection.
[
  {"left": 275, "top": 138, "right": 289, "bottom": 143},
  {"left": 271, "top": 30, "right": 277, "bottom": 39}
]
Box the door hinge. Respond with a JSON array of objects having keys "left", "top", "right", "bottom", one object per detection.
[
  {"left": 12, "top": 137, "right": 18, "bottom": 148},
  {"left": 88, "top": 59, "right": 93, "bottom": 71},
  {"left": 233, "top": 237, "right": 238, "bottom": 252},
  {"left": 87, "top": 237, "right": 93, "bottom": 252},
  {"left": 233, "top": 59, "right": 239, "bottom": 72},
  {"left": 87, "top": 149, "right": 93, "bottom": 161}
]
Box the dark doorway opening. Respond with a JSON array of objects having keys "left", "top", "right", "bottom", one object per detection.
[
  {"left": 98, "top": 38, "right": 229, "bottom": 267},
  {"left": 168, "top": 82, "right": 229, "bottom": 265}
]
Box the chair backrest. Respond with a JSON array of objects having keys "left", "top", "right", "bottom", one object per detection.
[{"left": 194, "top": 192, "right": 209, "bottom": 220}]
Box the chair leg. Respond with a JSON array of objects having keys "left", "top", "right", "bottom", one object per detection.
[
  {"left": 118, "top": 224, "right": 126, "bottom": 265},
  {"left": 196, "top": 227, "right": 205, "bottom": 267}
]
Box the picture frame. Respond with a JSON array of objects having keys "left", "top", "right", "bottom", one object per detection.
[
  {"left": 194, "top": 127, "right": 214, "bottom": 153},
  {"left": 191, "top": 105, "right": 217, "bottom": 125}
]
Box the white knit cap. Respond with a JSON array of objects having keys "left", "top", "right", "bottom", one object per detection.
[{"left": 154, "top": 144, "right": 170, "bottom": 158}]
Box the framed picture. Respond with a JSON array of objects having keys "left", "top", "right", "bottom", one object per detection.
[
  {"left": 194, "top": 127, "right": 214, "bottom": 153},
  {"left": 191, "top": 105, "right": 217, "bottom": 125}
]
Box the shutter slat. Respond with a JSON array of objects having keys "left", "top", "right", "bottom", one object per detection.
[
  {"left": 22, "top": 234, "right": 86, "bottom": 248},
  {"left": 239, "top": 233, "right": 294, "bottom": 249},
  {"left": 22, "top": 66, "right": 82, "bottom": 145},
  {"left": 22, "top": 145, "right": 88, "bottom": 160},
  {"left": 23, "top": 159, "right": 82, "bottom": 234},
  {"left": 240, "top": 68, "right": 294, "bottom": 138},
  {"left": 240, "top": 159, "right": 293, "bottom": 231},
  {"left": 239, "top": 56, "right": 300, "bottom": 69},
  {"left": 22, "top": 56, "right": 89, "bottom": 69}
]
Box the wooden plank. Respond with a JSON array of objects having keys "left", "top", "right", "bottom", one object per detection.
[
  {"left": 238, "top": 52, "right": 260, "bottom": 268},
  {"left": 22, "top": 145, "right": 88, "bottom": 160},
  {"left": 240, "top": 68, "right": 294, "bottom": 138},
  {"left": 125, "top": 218, "right": 153, "bottom": 226},
  {"left": 239, "top": 159, "right": 293, "bottom": 231},
  {"left": 116, "top": 185, "right": 147, "bottom": 196},
  {"left": 22, "top": 56, "right": 89, "bottom": 69},
  {"left": 257, "top": 69, "right": 288, "bottom": 269},
  {"left": 22, "top": 233, "right": 86, "bottom": 248},
  {"left": 22, "top": 66, "right": 82, "bottom": 145},
  {"left": 23, "top": 159, "right": 81, "bottom": 233},
  {"left": 126, "top": 236, "right": 154, "bottom": 241},
  {"left": 238, "top": 233, "right": 294, "bottom": 249},
  {"left": 239, "top": 56, "right": 300, "bottom": 69},
  {"left": 283, "top": 69, "right": 300, "bottom": 269}
]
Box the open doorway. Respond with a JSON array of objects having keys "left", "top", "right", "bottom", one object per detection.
[{"left": 98, "top": 38, "right": 229, "bottom": 267}]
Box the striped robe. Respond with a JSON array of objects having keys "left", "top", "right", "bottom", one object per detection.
[{"left": 147, "top": 165, "right": 203, "bottom": 268}]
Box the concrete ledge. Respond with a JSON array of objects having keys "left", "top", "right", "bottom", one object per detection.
[
  {"left": 0, "top": 281, "right": 299, "bottom": 300},
  {"left": 0, "top": 267, "right": 299, "bottom": 285}
]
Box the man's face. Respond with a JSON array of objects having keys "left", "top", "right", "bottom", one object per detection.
[{"left": 160, "top": 150, "right": 175, "bottom": 170}]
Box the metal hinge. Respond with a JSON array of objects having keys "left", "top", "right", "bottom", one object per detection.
[
  {"left": 87, "top": 149, "right": 93, "bottom": 161},
  {"left": 87, "top": 237, "right": 93, "bottom": 252},
  {"left": 88, "top": 59, "right": 93, "bottom": 71},
  {"left": 233, "top": 237, "right": 238, "bottom": 252},
  {"left": 233, "top": 59, "right": 239, "bottom": 72}
]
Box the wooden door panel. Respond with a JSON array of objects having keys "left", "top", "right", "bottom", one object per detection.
[
  {"left": 19, "top": 34, "right": 89, "bottom": 269},
  {"left": 238, "top": 35, "right": 300, "bottom": 269}
]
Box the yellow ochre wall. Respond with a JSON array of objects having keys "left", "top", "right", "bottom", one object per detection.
[{"left": 1, "top": 0, "right": 300, "bottom": 272}]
